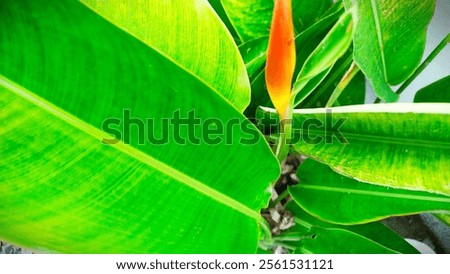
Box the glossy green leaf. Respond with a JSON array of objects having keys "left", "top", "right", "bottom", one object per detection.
[
  {"left": 291, "top": 0, "right": 335, "bottom": 34},
  {"left": 221, "top": 0, "right": 333, "bottom": 42},
  {"left": 244, "top": 70, "right": 274, "bottom": 119},
  {"left": 295, "top": 227, "right": 399, "bottom": 254},
  {"left": 293, "top": 67, "right": 334, "bottom": 107},
  {"left": 256, "top": 103, "right": 450, "bottom": 195},
  {"left": 285, "top": 201, "right": 418, "bottom": 254},
  {"left": 295, "top": 46, "right": 365, "bottom": 108},
  {"left": 414, "top": 75, "right": 450, "bottom": 103},
  {"left": 294, "top": 2, "right": 344, "bottom": 71},
  {"left": 208, "top": 0, "right": 242, "bottom": 44},
  {"left": 336, "top": 71, "right": 366, "bottom": 106},
  {"left": 293, "top": 11, "right": 353, "bottom": 103},
  {"left": 0, "top": 0, "right": 280, "bottom": 253},
  {"left": 81, "top": 0, "right": 250, "bottom": 112},
  {"left": 289, "top": 160, "right": 450, "bottom": 224},
  {"left": 344, "top": 0, "right": 436, "bottom": 101},
  {"left": 221, "top": 0, "right": 272, "bottom": 42},
  {"left": 238, "top": 36, "right": 269, "bottom": 80}
]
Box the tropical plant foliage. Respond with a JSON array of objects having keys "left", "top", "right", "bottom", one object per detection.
[{"left": 0, "top": 0, "right": 448, "bottom": 254}]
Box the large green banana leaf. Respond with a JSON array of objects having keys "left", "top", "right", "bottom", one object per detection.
[
  {"left": 344, "top": 0, "right": 436, "bottom": 102},
  {"left": 285, "top": 201, "right": 419, "bottom": 254},
  {"left": 289, "top": 160, "right": 450, "bottom": 224},
  {"left": 257, "top": 104, "right": 450, "bottom": 195},
  {"left": 81, "top": 0, "right": 250, "bottom": 112},
  {"left": 294, "top": 227, "right": 399, "bottom": 254},
  {"left": 0, "top": 0, "right": 279, "bottom": 253}
]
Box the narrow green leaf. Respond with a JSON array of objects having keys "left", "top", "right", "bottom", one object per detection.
[
  {"left": 238, "top": 37, "right": 269, "bottom": 79},
  {"left": 294, "top": 2, "right": 344, "bottom": 71},
  {"left": 293, "top": 67, "right": 334, "bottom": 107},
  {"left": 0, "top": 1, "right": 280, "bottom": 253},
  {"left": 344, "top": 0, "right": 436, "bottom": 101},
  {"left": 244, "top": 70, "right": 274, "bottom": 119},
  {"left": 337, "top": 71, "right": 366, "bottom": 106},
  {"left": 414, "top": 75, "right": 450, "bottom": 103},
  {"left": 392, "top": 34, "right": 450, "bottom": 100},
  {"left": 208, "top": 0, "right": 242, "bottom": 44},
  {"left": 295, "top": 227, "right": 399, "bottom": 254},
  {"left": 293, "top": 11, "right": 353, "bottom": 103},
  {"left": 220, "top": 0, "right": 273, "bottom": 42},
  {"left": 291, "top": 0, "right": 335, "bottom": 34},
  {"left": 256, "top": 103, "right": 450, "bottom": 195},
  {"left": 285, "top": 201, "right": 419, "bottom": 254},
  {"left": 81, "top": 0, "right": 250, "bottom": 112},
  {"left": 325, "top": 62, "right": 360, "bottom": 107},
  {"left": 221, "top": 0, "right": 333, "bottom": 42},
  {"left": 289, "top": 160, "right": 450, "bottom": 224},
  {"left": 296, "top": 50, "right": 365, "bottom": 109}
]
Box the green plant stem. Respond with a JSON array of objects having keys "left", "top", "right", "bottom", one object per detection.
[
  {"left": 272, "top": 232, "right": 304, "bottom": 242},
  {"left": 374, "top": 33, "right": 450, "bottom": 103},
  {"left": 259, "top": 219, "right": 273, "bottom": 245},
  {"left": 269, "top": 188, "right": 290, "bottom": 207},
  {"left": 275, "top": 103, "right": 294, "bottom": 163},
  {"left": 326, "top": 62, "right": 360, "bottom": 107}
]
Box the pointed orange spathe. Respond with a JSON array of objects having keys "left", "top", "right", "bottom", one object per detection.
[{"left": 265, "top": 0, "right": 296, "bottom": 120}]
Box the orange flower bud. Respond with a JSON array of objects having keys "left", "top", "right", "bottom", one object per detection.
[{"left": 265, "top": 0, "right": 296, "bottom": 120}]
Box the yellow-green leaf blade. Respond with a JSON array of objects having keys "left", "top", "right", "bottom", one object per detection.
[
  {"left": 286, "top": 201, "right": 419, "bottom": 254},
  {"left": 257, "top": 103, "right": 450, "bottom": 195},
  {"left": 81, "top": 0, "right": 250, "bottom": 112},
  {"left": 0, "top": 0, "right": 279, "bottom": 253},
  {"left": 0, "top": 79, "right": 260, "bottom": 253},
  {"left": 295, "top": 227, "right": 399, "bottom": 254},
  {"left": 344, "top": 0, "right": 435, "bottom": 101},
  {"left": 293, "top": 11, "right": 354, "bottom": 102},
  {"left": 289, "top": 160, "right": 450, "bottom": 225}
]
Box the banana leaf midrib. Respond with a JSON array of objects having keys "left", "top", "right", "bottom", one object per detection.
[
  {"left": 0, "top": 74, "right": 262, "bottom": 222},
  {"left": 292, "top": 128, "right": 450, "bottom": 149}
]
